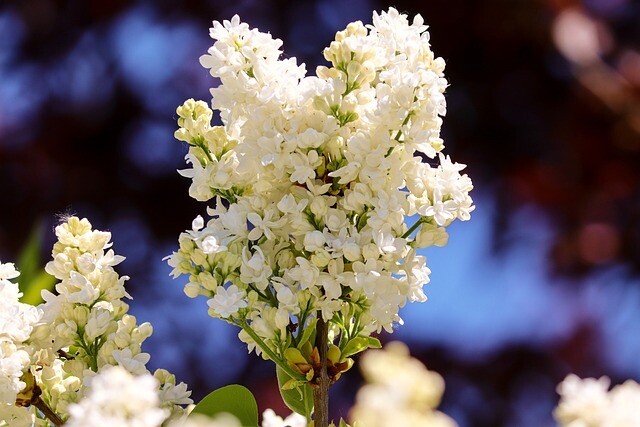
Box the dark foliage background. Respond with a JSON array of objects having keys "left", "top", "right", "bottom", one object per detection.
[{"left": 1, "top": 0, "right": 639, "bottom": 426}]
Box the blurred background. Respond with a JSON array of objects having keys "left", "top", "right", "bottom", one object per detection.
[{"left": 1, "top": 0, "right": 640, "bottom": 425}]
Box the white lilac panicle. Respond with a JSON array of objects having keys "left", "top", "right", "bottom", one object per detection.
[
  {"left": 65, "top": 366, "right": 169, "bottom": 427},
  {"left": 349, "top": 342, "right": 457, "bottom": 427},
  {"left": 555, "top": 374, "right": 640, "bottom": 426},
  {"left": 31, "top": 217, "right": 191, "bottom": 418},
  {"left": 0, "top": 262, "right": 42, "bottom": 405},
  {"left": 169, "top": 7, "right": 473, "bottom": 378}
]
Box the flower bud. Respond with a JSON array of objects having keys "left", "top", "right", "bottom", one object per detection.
[
  {"left": 342, "top": 242, "right": 361, "bottom": 262},
  {"left": 197, "top": 272, "right": 218, "bottom": 291},
  {"left": 191, "top": 248, "right": 208, "bottom": 267},
  {"left": 275, "top": 308, "right": 290, "bottom": 330},
  {"left": 310, "top": 197, "right": 328, "bottom": 219},
  {"left": 362, "top": 243, "right": 380, "bottom": 261},
  {"left": 85, "top": 309, "right": 112, "bottom": 341},
  {"left": 304, "top": 230, "right": 326, "bottom": 252},
  {"left": 276, "top": 250, "right": 296, "bottom": 270},
  {"left": 311, "top": 250, "right": 331, "bottom": 268},
  {"left": 72, "top": 306, "right": 90, "bottom": 327},
  {"left": 184, "top": 282, "right": 201, "bottom": 298}
]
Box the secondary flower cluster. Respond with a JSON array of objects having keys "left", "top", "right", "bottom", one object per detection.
[
  {"left": 61, "top": 365, "right": 308, "bottom": 427},
  {"left": 65, "top": 366, "right": 168, "bottom": 427},
  {"left": 168, "top": 7, "right": 473, "bottom": 376},
  {"left": 0, "top": 263, "right": 42, "bottom": 424},
  {"left": 0, "top": 217, "right": 191, "bottom": 426},
  {"left": 554, "top": 374, "right": 640, "bottom": 426},
  {"left": 350, "top": 341, "right": 457, "bottom": 427}
]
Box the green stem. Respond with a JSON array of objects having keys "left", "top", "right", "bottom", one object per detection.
[
  {"left": 402, "top": 217, "right": 424, "bottom": 239},
  {"left": 239, "top": 323, "right": 305, "bottom": 382},
  {"left": 248, "top": 284, "right": 278, "bottom": 306},
  {"left": 76, "top": 338, "right": 98, "bottom": 372},
  {"left": 393, "top": 111, "right": 413, "bottom": 142},
  {"left": 194, "top": 139, "right": 214, "bottom": 163}
]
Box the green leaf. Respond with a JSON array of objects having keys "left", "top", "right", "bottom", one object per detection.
[
  {"left": 16, "top": 221, "right": 55, "bottom": 305},
  {"left": 338, "top": 418, "right": 352, "bottom": 427},
  {"left": 16, "top": 222, "right": 44, "bottom": 292},
  {"left": 20, "top": 270, "right": 56, "bottom": 306},
  {"left": 341, "top": 336, "right": 380, "bottom": 360},
  {"left": 190, "top": 385, "right": 258, "bottom": 427},
  {"left": 296, "top": 318, "right": 317, "bottom": 350},
  {"left": 366, "top": 336, "right": 382, "bottom": 349},
  {"left": 276, "top": 366, "right": 313, "bottom": 418}
]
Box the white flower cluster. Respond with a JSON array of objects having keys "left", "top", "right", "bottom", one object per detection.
[
  {"left": 66, "top": 366, "right": 169, "bottom": 427},
  {"left": 0, "top": 263, "right": 42, "bottom": 412},
  {"left": 33, "top": 217, "right": 192, "bottom": 418},
  {"left": 349, "top": 341, "right": 457, "bottom": 427},
  {"left": 169, "top": 8, "right": 473, "bottom": 367},
  {"left": 555, "top": 374, "right": 640, "bottom": 426},
  {"left": 0, "top": 217, "right": 191, "bottom": 426}
]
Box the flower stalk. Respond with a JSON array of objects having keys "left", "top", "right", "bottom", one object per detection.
[
  {"left": 313, "top": 313, "right": 330, "bottom": 427},
  {"left": 33, "top": 395, "right": 64, "bottom": 427},
  {"left": 15, "top": 373, "right": 64, "bottom": 427}
]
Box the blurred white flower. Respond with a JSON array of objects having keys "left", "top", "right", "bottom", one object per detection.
[
  {"left": 555, "top": 374, "right": 640, "bottom": 426},
  {"left": 66, "top": 366, "right": 169, "bottom": 427},
  {"left": 350, "top": 342, "right": 457, "bottom": 427},
  {"left": 262, "top": 408, "right": 307, "bottom": 427}
]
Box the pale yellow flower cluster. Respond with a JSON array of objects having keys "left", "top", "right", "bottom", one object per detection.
[
  {"left": 0, "top": 217, "right": 192, "bottom": 426},
  {"left": 350, "top": 342, "right": 457, "bottom": 427}
]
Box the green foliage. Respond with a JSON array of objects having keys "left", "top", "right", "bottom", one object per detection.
[
  {"left": 296, "top": 318, "right": 317, "bottom": 350},
  {"left": 340, "top": 336, "right": 381, "bottom": 361},
  {"left": 276, "top": 366, "right": 313, "bottom": 419},
  {"left": 16, "top": 221, "right": 56, "bottom": 305},
  {"left": 190, "top": 385, "right": 258, "bottom": 427}
]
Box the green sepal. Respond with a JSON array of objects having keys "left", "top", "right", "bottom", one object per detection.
[
  {"left": 190, "top": 384, "right": 258, "bottom": 427},
  {"left": 276, "top": 366, "right": 313, "bottom": 418}
]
